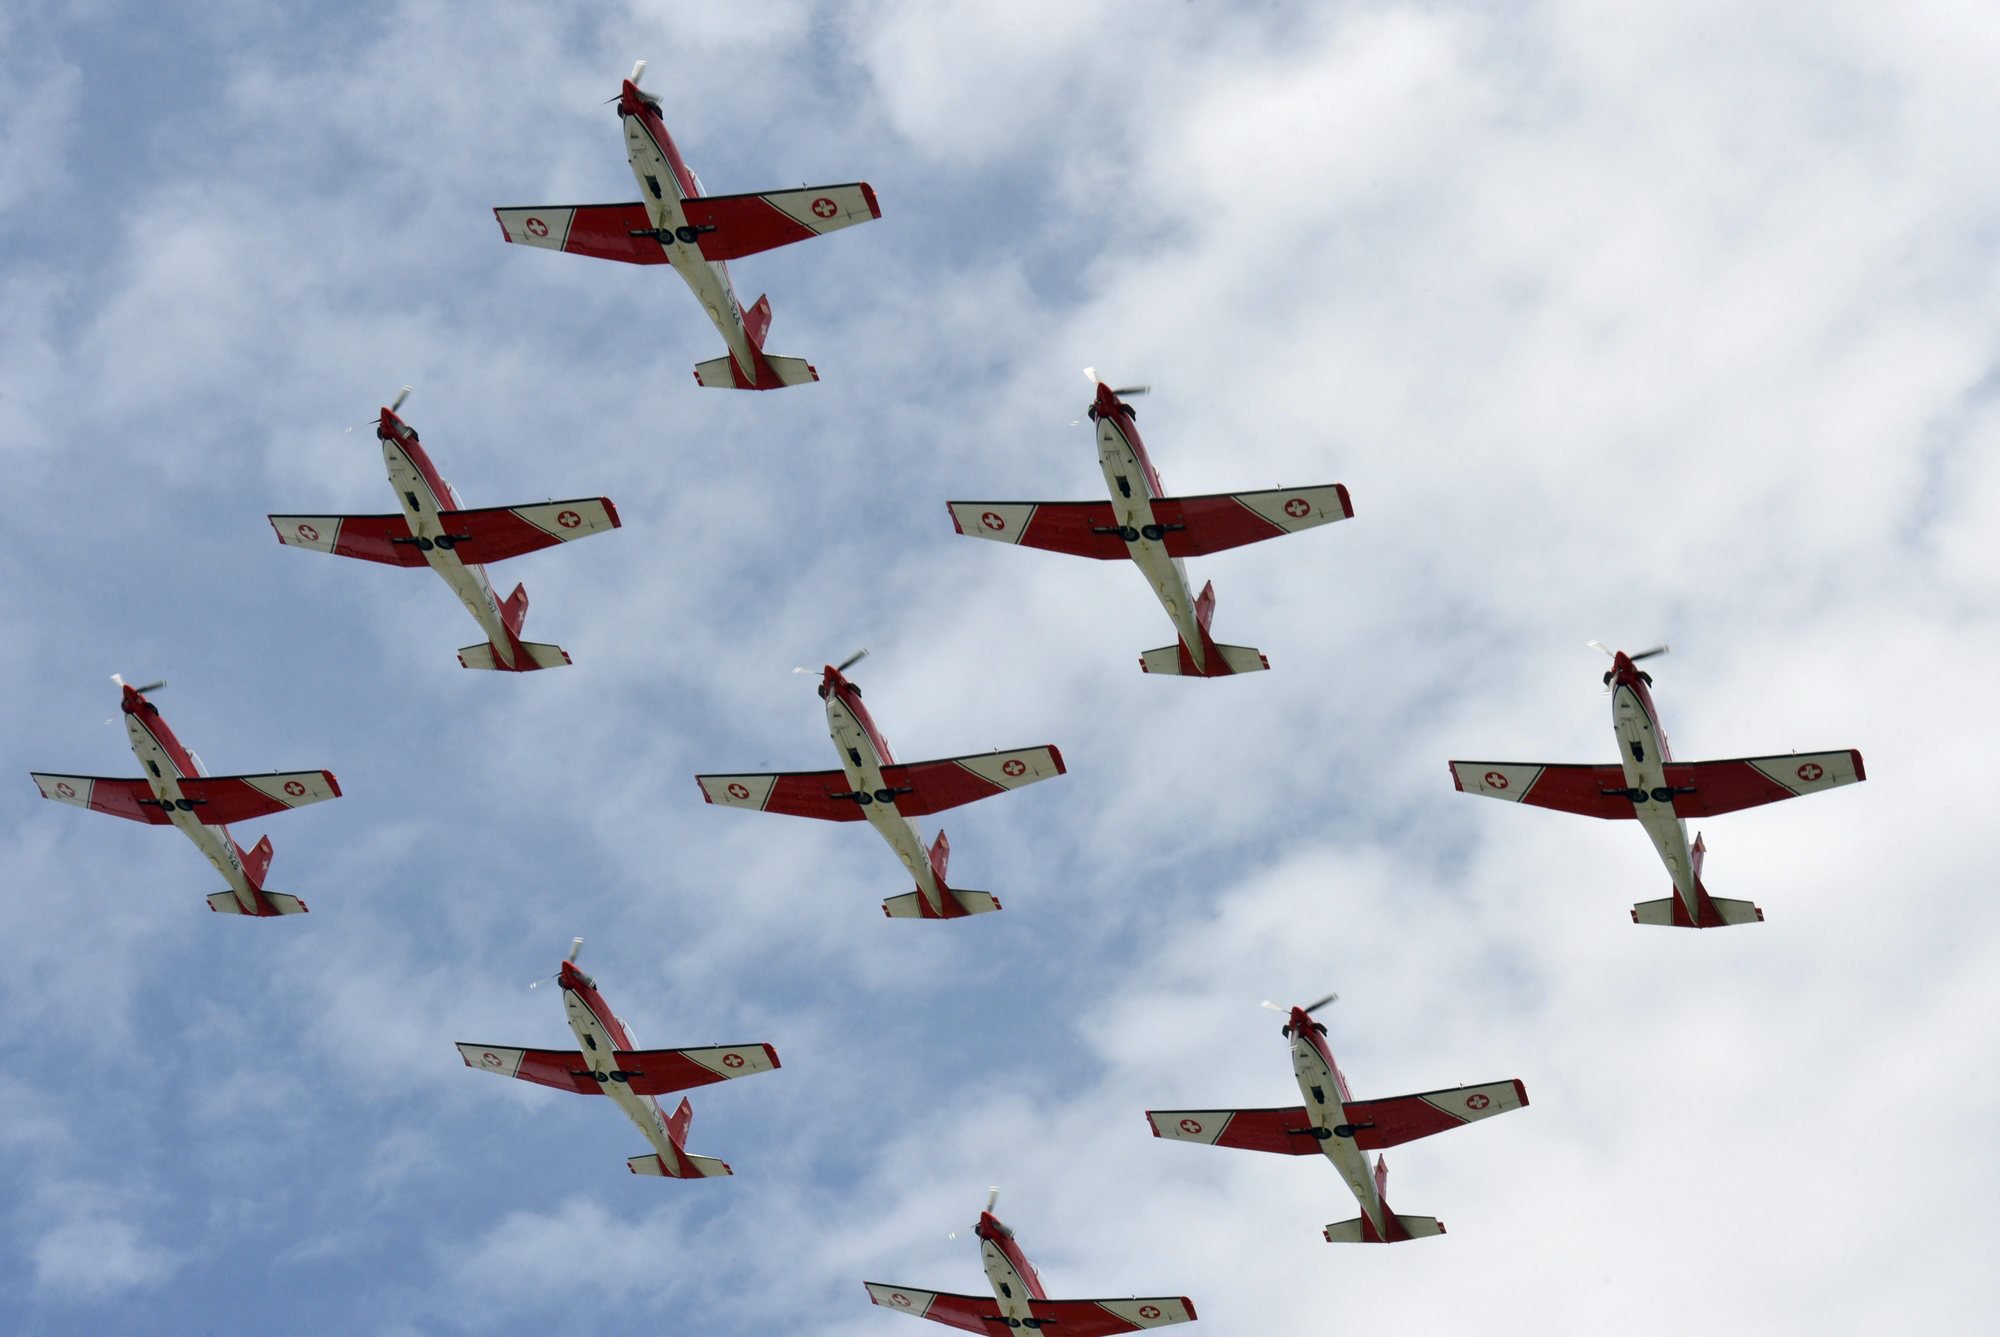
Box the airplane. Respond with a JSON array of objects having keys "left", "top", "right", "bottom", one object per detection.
[
  {"left": 493, "top": 60, "right": 881, "bottom": 390},
  {"left": 1147, "top": 995, "right": 1527, "bottom": 1244},
  {"left": 1448, "top": 644, "right": 1867, "bottom": 927},
  {"left": 268, "top": 391, "right": 619, "bottom": 672},
  {"left": 30, "top": 676, "right": 341, "bottom": 916},
  {"left": 946, "top": 372, "right": 1354, "bottom": 676},
  {"left": 695, "top": 651, "right": 1064, "bottom": 919},
  {"left": 864, "top": 1189, "right": 1197, "bottom": 1334},
  {"left": 456, "top": 938, "right": 780, "bottom": 1179}
]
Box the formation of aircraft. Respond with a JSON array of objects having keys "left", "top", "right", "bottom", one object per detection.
[
  {"left": 268, "top": 391, "right": 620, "bottom": 672},
  {"left": 30, "top": 677, "right": 340, "bottom": 916},
  {"left": 456, "top": 939, "right": 780, "bottom": 1179},
  {"left": 947, "top": 372, "right": 1353, "bottom": 676},
  {"left": 1449, "top": 645, "right": 1867, "bottom": 926},
  {"left": 696, "top": 652, "right": 1065, "bottom": 919},
  {"left": 1147, "top": 995, "right": 1527, "bottom": 1243},
  {"left": 493, "top": 61, "right": 880, "bottom": 390},
  {"left": 26, "top": 49, "right": 1884, "bottom": 1331},
  {"left": 865, "top": 1190, "right": 1197, "bottom": 1334}
]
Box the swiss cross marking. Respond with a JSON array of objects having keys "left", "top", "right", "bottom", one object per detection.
[
  {"left": 1139, "top": 1306, "right": 1163, "bottom": 1320},
  {"left": 1484, "top": 771, "right": 1510, "bottom": 790},
  {"left": 1179, "top": 1117, "right": 1203, "bottom": 1135},
  {"left": 726, "top": 783, "right": 751, "bottom": 800},
  {"left": 981, "top": 511, "right": 1006, "bottom": 531},
  {"left": 296, "top": 523, "right": 319, "bottom": 542},
  {"left": 283, "top": 780, "right": 308, "bottom": 797},
  {"left": 55, "top": 782, "right": 77, "bottom": 798},
  {"left": 525, "top": 216, "right": 549, "bottom": 237},
  {"left": 891, "top": 1293, "right": 912, "bottom": 1308},
  {"left": 811, "top": 196, "right": 838, "bottom": 218},
  {"left": 556, "top": 510, "right": 582, "bottom": 529},
  {"left": 721, "top": 1052, "right": 745, "bottom": 1069},
  {"left": 1465, "top": 1092, "right": 1491, "bottom": 1110},
  {"left": 481, "top": 1051, "right": 503, "bottom": 1067},
  {"left": 1796, "top": 762, "right": 1824, "bottom": 782},
  {"left": 1002, "top": 759, "right": 1027, "bottom": 777},
  {"left": 1283, "top": 497, "right": 1310, "bottom": 518}
]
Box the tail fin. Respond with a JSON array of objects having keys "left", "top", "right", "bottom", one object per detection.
[
  {"left": 666, "top": 1095, "right": 693, "bottom": 1147},
  {"left": 1193, "top": 579, "right": 1217, "bottom": 631},
  {"left": 928, "top": 830, "right": 950, "bottom": 883},
  {"left": 693, "top": 352, "right": 818, "bottom": 390},
  {"left": 883, "top": 889, "right": 1001, "bottom": 919},
  {"left": 743, "top": 293, "right": 772, "bottom": 349},
  {"left": 458, "top": 640, "right": 571, "bottom": 671},
  {"left": 1323, "top": 1157, "right": 1445, "bottom": 1242},
  {"left": 1631, "top": 834, "right": 1764, "bottom": 927},
  {"left": 1139, "top": 580, "right": 1268, "bottom": 675},
  {"left": 241, "top": 835, "right": 273, "bottom": 887},
  {"left": 207, "top": 890, "right": 308, "bottom": 917},
  {"left": 500, "top": 582, "right": 529, "bottom": 636}
]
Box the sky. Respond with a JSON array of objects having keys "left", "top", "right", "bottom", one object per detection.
[{"left": 3, "top": 1, "right": 1998, "bottom": 1333}]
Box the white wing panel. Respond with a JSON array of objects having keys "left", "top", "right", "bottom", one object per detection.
[
  {"left": 948, "top": 501, "right": 1041, "bottom": 544},
  {"left": 494, "top": 206, "right": 578, "bottom": 252},
  {"left": 1229, "top": 484, "right": 1353, "bottom": 531},
  {"left": 1450, "top": 761, "right": 1545, "bottom": 801},
  {"left": 239, "top": 771, "right": 340, "bottom": 810},
  {"left": 950, "top": 746, "right": 1065, "bottom": 790},
  {"left": 457, "top": 1044, "right": 530, "bottom": 1079},
  {"left": 697, "top": 774, "right": 779, "bottom": 811}
]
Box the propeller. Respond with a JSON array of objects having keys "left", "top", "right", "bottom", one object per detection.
[
  {"left": 389, "top": 385, "right": 412, "bottom": 413},
  {"left": 1587, "top": 640, "right": 1668, "bottom": 662},
  {"left": 836, "top": 648, "right": 869, "bottom": 674},
  {"left": 1082, "top": 366, "right": 1151, "bottom": 398},
  {"left": 111, "top": 673, "right": 166, "bottom": 695},
  {"left": 1588, "top": 641, "right": 1668, "bottom": 691},
  {"left": 1262, "top": 992, "right": 1338, "bottom": 1016},
  {"left": 531, "top": 937, "right": 586, "bottom": 990},
  {"left": 608, "top": 60, "right": 658, "bottom": 106},
  {"left": 949, "top": 1187, "right": 1001, "bottom": 1240}
]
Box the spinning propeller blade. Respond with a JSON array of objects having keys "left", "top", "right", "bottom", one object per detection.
[
  {"left": 567, "top": 936, "right": 585, "bottom": 963},
  {"left": 389, "top": 385, "right": 412, "bottom": 413},
  {"left": 1302, "top": 991, "right": 1339, "bottom": 1015},
  {"left": 835, "top": 648, "right": 869, "bottom": 674}
]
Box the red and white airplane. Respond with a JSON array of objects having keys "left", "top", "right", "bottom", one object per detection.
[
  {"left": 456, "top": 939, "right": 780, "bottom": 1180},
  {"left": 864, "top": 1190, "right": 1197, "bottom": 1334},
  {"left": 947, "top": 373, "right": 1354, "bottom": 676},
  {"left": 695, "top": 652, "right": 1065, "bottom": 919},
  {"left": 1449, "top": 644, "right": 1868, "bottom": 927},
  {"left": 30, "top": 677, "right": 341, "bottom": 916},
  {"left": 494, "top": 61, "right": 881, "bottom": 390},
  {"left": 1147, "top": 996, "right": 1527, "bottom": 1244},
  {"left": 269, "top": 392, "right": 619, "bottom": 672}
]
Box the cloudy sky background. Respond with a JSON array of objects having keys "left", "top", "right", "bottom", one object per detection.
[{"left": 3, "top": 1, "right": 1997, "bottom": 1332}]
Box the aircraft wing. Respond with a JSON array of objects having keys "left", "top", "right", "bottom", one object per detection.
[
  {"left": 865, "top": 1286, "right": 1194, "bottom": 1334},
  {"left": 270, "top": 514, "right": 429, "bottom": 567},
  {"left": 1663, "top": 750, "right": 1866, "bottom": 818},
  {"left": 1151, "top": 484, "right": 1354, "bottom": 556},
  {"left": 493, "top": 203, "right": 668, "bottom": 264},
  {"left": 612, "top": 1044, "right": 780, "bottom": 1095},
  {"left": 1146, "top": 1106, "right": 1322, "bottom": 1155},
  {"left": 32, "top": 774, "right": 173, "bottom": 824},
  {"left": 176, "top": 772, "right": 342, "bottom": 825},
  {"left": 455, "top": 1043, "right": 601, "bottom": 1094},
  {"left": 879, "top": 746, "right": 1067, "bottom": 817},
  {"left": 682, "top": 183, "right": 881, "bottom": 261},
  {"left": 696, "top": 771, "right": 869, "bottom": 821},
  {"left": 1343, "top": 1079, "right": 1529, "bottom": 1150},
  {"left": 1449, "top": 761, "right": 1635, "bottom": 818},
  {"left": 947, "top": 501, "right": 1133, "bottom": 559},
  {"left": 431, "top": 498, "right": 621, "bottom": 563}
]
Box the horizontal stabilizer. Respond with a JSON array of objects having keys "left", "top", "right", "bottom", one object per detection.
[
  {"left": 458, "top": 641, "right": 571, "bottom": 671},
  {"left": 883, "top": 889, "right": 1001, "bottom": 919},
  {"left": 207, "top": 890, "right": 308, "bottom": 916},
  {"left": 1323, "top": 1214, "right": 1445, "bottom": 1244},
  {"left": 1632, "top": 894, "right": 1764, "bottom": 928},
  {"left": 693, "top": 352, "right": 818, "bottom": 390},
  {"left": 1139, "top": 641, "right": 1269, "bottom": 677},
  {"left": 626, "top": 1152, "right": 733, "bottom": 1179}
]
